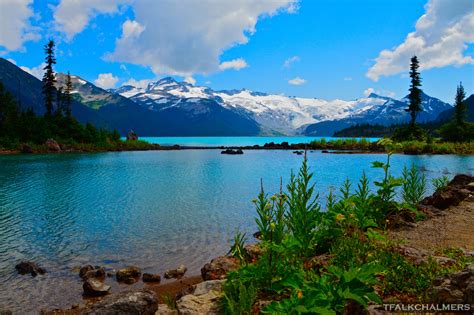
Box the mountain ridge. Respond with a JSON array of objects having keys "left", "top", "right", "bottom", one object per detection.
[{"left": 0, "top": 58, "right": 453, "bottom": 136}]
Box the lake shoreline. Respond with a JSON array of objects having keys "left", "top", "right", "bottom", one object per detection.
[
  {"left": 2, "top": 138, "right": 473, "bottom": 155},
  {"left": 40, "top": 175, "right": 474, "bottom": 314}
]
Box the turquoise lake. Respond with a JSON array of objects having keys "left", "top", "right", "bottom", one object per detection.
[{"left": 0, "top": 148, "right": 473, "bottom": 312}]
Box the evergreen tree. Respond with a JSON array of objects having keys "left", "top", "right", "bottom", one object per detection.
[
  {"left": 453, "top": 82, "right": 467, "bottom": 125},
  {"left": 56, "top": 87, "right": 63, "bottom": 116},
  {"left": 64, "top": 71, "right": 73, "bottom": 117},
  {"left": 406, "top": 56, "right": 422, "bottom": 127},
  {"left": 42, "top": 40, "right": 57, "bottom": 116}
]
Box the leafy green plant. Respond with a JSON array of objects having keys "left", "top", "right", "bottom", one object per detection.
[
  {"left": 263, "top": 263, "right": 382, "bottom": 314},
  {"left": 402, "top": 163, "right": 427, "bottom": 207},
  {"left": 228, "top": 231, "right": 248, "bottom": 264},
  {"left": 432, "top": 176, "right": 450, "bottom": 192},
  {"left": 285, "top": 156, "right": 321, "bottom": 257}
]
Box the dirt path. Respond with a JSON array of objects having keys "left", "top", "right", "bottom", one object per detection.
[{"left": 390, "top": 199, "right": 474, "bottom": 253}]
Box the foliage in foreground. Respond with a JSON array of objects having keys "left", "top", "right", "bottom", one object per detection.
[{"left": 223, "top": 147, "right": 472, "bottom": 314}]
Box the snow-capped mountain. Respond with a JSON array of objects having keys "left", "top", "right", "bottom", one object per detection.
[{"left": 111, "top": 77, "right": 452, "bottom": 136}]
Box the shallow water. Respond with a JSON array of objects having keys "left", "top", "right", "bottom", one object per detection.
[{"left": 0, "top": 150, "right": 472, "bottom": 312}]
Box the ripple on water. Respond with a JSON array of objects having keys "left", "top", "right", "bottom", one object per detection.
[{"left": 0, "top": 150, "right": 472, "bottom": 312}]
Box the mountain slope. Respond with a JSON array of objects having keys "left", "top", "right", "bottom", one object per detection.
[
  {"left": 0, "top": 58, "right": 107, "bottom": 126},
  {"left": 436, "top": 94, "right": 474, "bottom": 122},
  {"left": 304, "top": 92, "right": 452, "bottom": 136}
]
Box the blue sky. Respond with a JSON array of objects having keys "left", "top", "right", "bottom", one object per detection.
[{"left": 0, "top": 0, "right": 472, "bottom": 103}]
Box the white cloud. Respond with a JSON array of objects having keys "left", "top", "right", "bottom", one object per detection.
[
  {"left": 219, "top": 58, "right": 248, "bottom": 71},
  {"left": 106, "top": 0, "right": 298, "bottom": 76},
  {"left": 7, "top": 58, "right": 17, "bottom": 65},
  {"left": 363, "top": 87, "right": 396, "bottom": 98},
  {"left": 184, "top": 76, "right": 196, "bottom": 85},
  {"left": 288, "top": 77, "right": 306, "bottom": 85},
  {"left": 20, "top": 62, "right": 46, "bottom": 79},
  {"left": 94, "top": 73, "right": 119, "bottom": 89},
  {"left": 343, "top": 77, "right": 352, "bottom": 81},
  {"left": 53, "top": 0, "right": 130, "bottom": 40},
  {"left": 367, "top": 0, "right": 474, "bottom": 81},
  {"left": 283, "top": 55, "right": 300, "bottom": 68},
  {"left": 363, "top": 88, "right": 375, "bottom": 97},
  {"left": 122, "top": 78, "right": 153, "bottom": 89},
  {"left": 0, "top": 0, "right": 39, "bottom": 51}
]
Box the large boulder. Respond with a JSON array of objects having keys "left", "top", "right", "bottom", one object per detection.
[
  {"left": 83, "top": 278, "right": 110, "bottom": 297},
  {"left": 15, "top": 261, "right": 46, "bottom": 277},
  {"left": 84, "top": 290, "right": 158, "bottom": 314},
  {"left": 421, "top": 174, "right": 473, "bottom": 210},
  {"left": 116, "top": 266, "right": 141, "bottom": 284},
  {"left": 164, "top": 265, "right": 187, "bottom": 279},
  {"left": 45, "top": 138, "right": 61, "bottom": 152},
  {"left": 201, "top": 256, "right": 239, "bottom": 281},
  {"left": 176, "top": 280, "right": 224, "bottom": 315},
  {"left": 428, "top": 264, "right": 474, "bottom": 304}
]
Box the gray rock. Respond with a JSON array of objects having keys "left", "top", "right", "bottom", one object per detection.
[
  {"left": 201, "top": 256, "right": 239, "bottom": 280},
  {"left": 164, "top": 264, "right": 187, "bottom": 279},
  {"left": 429, "top": 264, "right": 474, "bottom": 304},
  {"left": 176, "top": 280, "right": 225, "bottom": 315},
  {"left": 84, "top": 290, "right": 158, "bottom": 314},
  {"left": 83, "top": 278, "right": 110, "bottom": 297},
  {"left": 156, "top": 304, "right": 178, "bottom": 315}
]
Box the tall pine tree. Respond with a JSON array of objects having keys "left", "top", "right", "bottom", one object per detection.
[
  {"left": 64, "top": 71, "right": 73, "bottom": 117},
  {"left": 42, "top": 40, "right": 57, "bottom": 116},
  {"left": 406, "top": 56, "right": 422, "bottom": 127},
  {"left": 453, "top": 82, "right": 466, "bottom": 125}
]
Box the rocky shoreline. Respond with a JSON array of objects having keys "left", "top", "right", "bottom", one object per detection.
[
  {"left": 26, "top": 174, "right": 471, "bottom": 314},
  {"left": 3, "top": 175, "right": 473, "bottom": 314}
]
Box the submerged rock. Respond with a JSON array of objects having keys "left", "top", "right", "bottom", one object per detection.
[
  {"left": 79, "top": 265, "right": 105, "bottom": 280},
  {"left": 176, "top": 280, "right": 224, "bottom": 315},
  {"left": 201, "top": 256, "right": 239, "bottom": 281},
  {"left": 164, "top": 265, "right": 187, "bottom": 279},
  {"left": 83, "top": 278, "right": 110, "bottom": 297},
  {"left": 84, "top": 290, "right": 157, "bottom": 314},
  {"left": 116, "top": 266, "right": 141, "bottom": 284},
  {"left": 142, "top": 272, "right": 161, "bottom": 283},
  {"left": 15, "top": 261, "right": 46, "bottom": 277}
]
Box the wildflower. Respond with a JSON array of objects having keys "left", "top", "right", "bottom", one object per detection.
[
  {"left": 336, "top": 213, "right": 345, "bottom": 222},
  {"left": 270, "top": 195, "right": 277, "bottom": 201},
  {"left": 349, "top": 213, "right": 354, "bottom": 218},
  {"left": 297, "top": 290, "right": 303, "bottom": 299},
  {"left": 251, "top": 198, "right": 257, "bottom": 204},
  {"left": 270, "top": 222, "right": 276, "bottom": 231}
]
